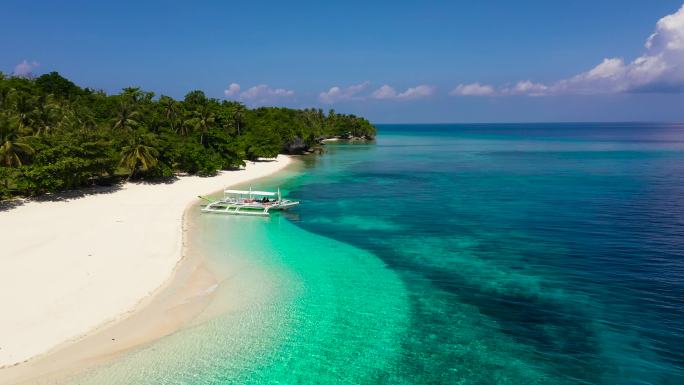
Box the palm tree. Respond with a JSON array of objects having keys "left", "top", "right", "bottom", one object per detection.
[
  {"left": 0, "top": 113, "right": 34, "bottom": 167},
  {"left": 176, "top": 116, "right": 195, "bottom": 138},
  {"left": 0, "top": 113, "right": 34, "bottom": 190},
  {"left": 119, "top": 132, "right": 159, "bottom": 179},
  {"left": 122, "top": 87, "right": 145, "bottom": 103},
  {"left": 159, "top": 96, "right": 178, "bottom": 131},
  {"left": 304, "top": 108, "right": 324, "bottom": 138},
  {"left": 76, "top": 107, "right": 97, "bottom": 132},
  {"left": 112, "top": 101, "right": 140, "bottom": 131},
  {"left": 12, "top": 92, "right": 35, "bottom": 127},
  {"left": 232, "top": 104, "right": 245, "bottom": 136},
  {"left": 30, "top": 95, "right": 61, "bottom": 135},
  {"left": 326, "top": 108, "right": 338, "bottom": 136},
  {"left": 60, "top": 108, "right": 97, "bottom": 134},
  {"left": 191, "top": 106, "right": 215, "bottom": 146},
  {"left": 0, "top": 87, "right": 13, "bottom": 110}
]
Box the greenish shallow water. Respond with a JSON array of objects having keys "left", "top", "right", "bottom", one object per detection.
[
  {"left": 69, "top": 123, "right": 684, "bottom": 384},
  {"left": 68, "top": 171, "right": 412, "bottom": 384}
]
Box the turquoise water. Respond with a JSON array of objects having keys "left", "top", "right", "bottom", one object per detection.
[{"left": 71, "top": 123, "right": 684, "bottom": 384}]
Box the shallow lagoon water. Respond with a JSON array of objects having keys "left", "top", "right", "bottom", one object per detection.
[
  {"left": 71, "top": 123, "right": 684, "bottom": 384},
  {"left": 69, "top": 169, "right": 411, "bottom": 384}
]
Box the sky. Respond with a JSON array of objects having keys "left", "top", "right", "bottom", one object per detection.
[{"left": 2, "top": 0, "right": 684, "bottom": 123}]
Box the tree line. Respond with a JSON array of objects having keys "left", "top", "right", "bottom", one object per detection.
[{"left": 0, "top": 72, "right": 375, "bottom": 199}]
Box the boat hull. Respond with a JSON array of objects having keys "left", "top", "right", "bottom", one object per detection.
[{"left": 201, "top": 200, "right": 299, "bottom": 216}]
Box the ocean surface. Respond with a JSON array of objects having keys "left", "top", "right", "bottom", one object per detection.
[{"left": 71, "top": 123, "right": 684, "bottom": 384}]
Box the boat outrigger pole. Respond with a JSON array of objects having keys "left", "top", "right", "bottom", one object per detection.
[{"left": 197, "top": 195, "right": 215, "bottom": 203}]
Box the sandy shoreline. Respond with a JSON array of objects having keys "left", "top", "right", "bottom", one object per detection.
[{"left": 0, "top": 155, "right": 291, "bottom": 372}]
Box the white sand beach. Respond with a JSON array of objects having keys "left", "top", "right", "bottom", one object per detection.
[{"left": 0, "top": 155, "right": 291, "bottom": 368}]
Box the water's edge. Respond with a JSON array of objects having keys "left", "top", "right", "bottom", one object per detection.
[{"left": 0, "top": 160, "right": 302, "bottom": 385}]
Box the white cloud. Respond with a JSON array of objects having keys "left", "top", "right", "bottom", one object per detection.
[
  {"left": 13, "top": 60, "right": 39, "bottom": 77},
  {"left": 586, "top": 57, "right": 626, "bottom": 79},
  {"left": 456, "top": 4, "right": 684, "bottom": 96},
  {"left": 371, "top": 84, "right": 397, "bottom": 99},
  {"left": 240, "top": 84, "right": 294, "bottom": 101},
  {"left": 452, "top": 81, "right": 547, "bottom": 97},
  {"left": 223, "top": 83, "right": 295, "bottom": 104},
  {"left": 450, "top": 83, "right": 496, "bottom": 96},
  {"left": 371, "top": 84, "right": 435, "bottom": 100},
  {"left": 397, "top": 85, "right": 435, "bottom": 99},
  {"left": 551, "top": 5, "right": 684, "bottom": 94},
  {"left": 318, "top": 82, "right": 369, "bottom": 104},
  {"left": 223, "top": 83, "right": 241, "bottom": 97},
  {"left": 503, "top": 80, "right": 549, "bottom": 96}
]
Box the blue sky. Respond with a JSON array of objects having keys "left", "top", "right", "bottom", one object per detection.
[{"left": 2, "top": 0, "right": 684, "bottom": 123}]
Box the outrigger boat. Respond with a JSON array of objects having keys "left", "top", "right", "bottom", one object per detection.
[{"left": 200, "top": 187, "right": 299, "bottom": 216}]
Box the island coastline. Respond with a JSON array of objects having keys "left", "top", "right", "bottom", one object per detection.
[{"left": 0, "top": 155, "right": 292, "bottom": 384}]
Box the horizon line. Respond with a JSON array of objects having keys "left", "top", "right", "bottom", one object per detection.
[{"left": 372, "top": 121, "right": 684, "bottom": 126}]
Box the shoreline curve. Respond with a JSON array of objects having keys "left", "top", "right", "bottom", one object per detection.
[{"left": 0, "top": 155, "right": 292, "bottom": 380}]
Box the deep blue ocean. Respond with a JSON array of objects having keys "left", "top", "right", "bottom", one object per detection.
[{"left": 282, "top": 123, "right": 684, "bottom": 384}]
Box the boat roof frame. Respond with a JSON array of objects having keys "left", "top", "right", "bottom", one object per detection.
[{"left": 224, "top": 189, "right": 277, "bottom": 196}]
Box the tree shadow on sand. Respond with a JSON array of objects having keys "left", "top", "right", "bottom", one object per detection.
[
  {"left": 0, "top": 184, "right": 124, "bottom": 213},
  {"left": 0, "top": 165, "right": 265, "bottom": 212},
  {"left": 134, "top": 175, "right": 179, "bottom": 185},
  {"left": 0, "top": 199, "right": 26, "bottom": 212}
]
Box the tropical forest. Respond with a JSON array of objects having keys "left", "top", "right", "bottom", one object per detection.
[{"left": 0, "top": 72, "right": 375, "bottom": 199}]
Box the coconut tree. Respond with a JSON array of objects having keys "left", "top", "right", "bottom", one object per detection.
[
  {"left": 121, "top": 87, "right": 147, "bottom": 104},
  {"left": 76, "top": 107, "right": 97, "bottom": 132},
  {"left": 232, "top": 104, "right": 245, "bottom": 136},
  {"left": 60, "top": 107, "right": 97, "bottom": 134},
  {"left": 0, "top": 113, "right": 34, "bottom": 190},
  {"left": 119, "top": 132, "right": 159, "bottom": 179},
  {"left": 304, "top": 108, "right": 325, "bottom": 138},
  {"left": 190, "top": 105, "right": 215, "bottom": 146},
  {"left": 176, "top": 116, "right": 195, "bottom": 138},
  {"left": 30, "top": 95, "right": 61, "bottom": 135},
  {"left": 11, "top": 92, "right": 35, "bottom": 127},
  {"left": 0, "top": 86, "right": 13, "bottom": 110},
  {"left": 0, "top": 113, "right": 34, "bottom": 168},
  {"left": 112, "top": 100, "right": 140, "bottom": 131},
  {"left": 159, "top": 95, "right": 178, "bottom": 131}
]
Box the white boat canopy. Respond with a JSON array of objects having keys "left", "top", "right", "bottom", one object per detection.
[{"left": 224, "top": 189, "right": 276, "bottom": 196}]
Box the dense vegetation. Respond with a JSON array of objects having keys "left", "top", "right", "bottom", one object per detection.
[{"left": 0, "top": 72, "right": 375, "bottom": 199}]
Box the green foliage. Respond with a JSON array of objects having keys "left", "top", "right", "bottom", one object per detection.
[
  {"left": 0, "top": 166, "right": 11, "bottom": 197},
  {"left": 0, "top": 112, "right": 34, "bottom": 167},
  {"left": 241, "top": 126, "right": 282, "bottom": 160},
  {"left": 176, "top": 142, "right": 224, "bottom": 176},
  {"left": 35, "top": 72, "right": 81, "bottom": 100},
  {"left": 18, "top": 131, "right": 117, "bottom": 194},
  {"left": 119, "top": 131, "right": 160, "bottom": 179},
  {"left": 112, "top": 100, "right": 141, "bottom": 130},
  {"left": 204, "top": 128, "right": 246, "bottom": 169},
  {"left": 0, "top": 72, "right": 376, "bottom": 199}
]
